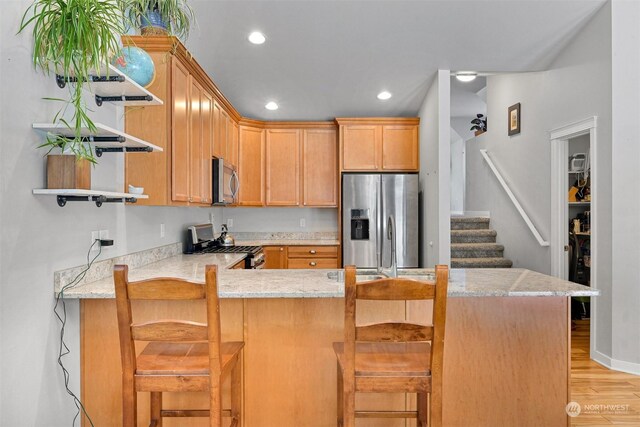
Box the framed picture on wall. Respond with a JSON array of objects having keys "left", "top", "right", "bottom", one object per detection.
[{"left": 508, "top": 103, "right": 521, "bottom": 136}]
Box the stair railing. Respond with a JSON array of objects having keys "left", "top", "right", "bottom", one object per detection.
[{"left": 479, "top": 149, "right": 549, "bottom": 247}]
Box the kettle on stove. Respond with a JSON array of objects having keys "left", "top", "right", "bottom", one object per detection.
[{"left": 218, "top": 224, "right": 235, "bottom": 247}]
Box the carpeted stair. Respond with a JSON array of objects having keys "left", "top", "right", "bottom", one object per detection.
[{"left": 451, "top": 217, "right": 513, "bottom": 268}]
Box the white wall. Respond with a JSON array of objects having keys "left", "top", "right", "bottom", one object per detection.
[
  {"left": 465, "top": 2, "right": 613, "bottom": 357},
  {"left": 0, "top": 2, "right": 224, "bottom": 425},
  {"left": 450, "top": 129, "right": 465, "bottom": 213},
  {"left": 221, "top": 207, "right": 337, "bottom": 232},
  {"left": 610, "top": 0, "right": 640, "bottom": 370},
  {"left": 418, "top": 70, "right": 451, "bottom": 267}
]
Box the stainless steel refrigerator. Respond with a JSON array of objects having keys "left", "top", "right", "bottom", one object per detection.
[{"left": 342, "top": 174, "right": 419, "bottom": 268}]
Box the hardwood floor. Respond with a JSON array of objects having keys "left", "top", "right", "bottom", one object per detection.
[{"left": 571, "top": 319, "right": 640, "bottom": 425}]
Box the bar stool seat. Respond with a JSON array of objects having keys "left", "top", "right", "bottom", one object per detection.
[
  {"left": 137, "top": 341, "right": 244, "bottom": 377},
  {"left": 333, "top": 342, "right": 431, "bottom": 378}
]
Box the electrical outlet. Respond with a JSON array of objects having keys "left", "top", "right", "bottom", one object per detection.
[
  {"left": 209, "top": 213, "right": 215, "bottom": 224},
  {"left": 300, "top": 218, "right": 306, "bottom": 228},
  {"left": 90, "top": 231, "right": 100, "bottom": 250},
  {"left": 99, "top": 230, "right": 109, "bottom": 240},
  {"left": 227, "top": 218, "right": 234, "bottom": 228},
  {"left": 160, "top": 223, "right": 165, "bottom": 238}
]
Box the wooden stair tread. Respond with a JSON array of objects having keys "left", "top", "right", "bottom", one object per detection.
[
  {"left": 136, "top": 341, "right": 244, "bottom": 375},
  {"left": 333, "top": 342, "right": 431, "bottom": 376}
]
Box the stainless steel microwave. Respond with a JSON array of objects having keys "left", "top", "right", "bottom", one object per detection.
[{"left": 212, "top": 158, "right": 239, "bottom": 205}]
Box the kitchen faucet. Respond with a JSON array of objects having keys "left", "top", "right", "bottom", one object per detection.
[{"left": 378, "top": 215, "right": 398, "bottom": 278}]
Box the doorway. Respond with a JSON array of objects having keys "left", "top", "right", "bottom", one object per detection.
[{"left": 550, "top": 116, "right": 597, "bottom": 357}]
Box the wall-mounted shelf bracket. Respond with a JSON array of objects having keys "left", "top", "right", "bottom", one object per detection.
[
  {"left": 56, "top": 195, "right": 139, "bottom": 208},
  {"left": 95, "top": 146, "right": 153, "bottom": 157},
  {"left": 94, "top": 94, "right": 153, "bottom": 107}
]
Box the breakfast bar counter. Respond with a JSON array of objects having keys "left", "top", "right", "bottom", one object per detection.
[{"left": 67, "top": 252, "right": 597, "bottom": 427}]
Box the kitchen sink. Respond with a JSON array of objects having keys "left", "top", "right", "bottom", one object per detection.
[{"left": 327, "top": 269, "right": 435, "bottom": 282}]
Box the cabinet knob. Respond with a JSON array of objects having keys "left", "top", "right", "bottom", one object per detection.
[
  {"left": 309, "top": 250, "right": 317, "bottom": 254},
  {"left": 309, "top": 261, "right": 317, "bottom": 266}
]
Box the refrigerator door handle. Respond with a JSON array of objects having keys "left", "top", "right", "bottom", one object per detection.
[{"left": 377, "top": 179, "right": 383, "bottom": 269}]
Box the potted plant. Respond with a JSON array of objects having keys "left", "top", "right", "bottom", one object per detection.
[
  {"left": 470, "top": 114, "right": 487, "bottom": 136},
  {"left": 19, "top": 0, "right": 126, "bottom": 165},
  {"left": 125, "top": 0, "right": 195, "bottom": 41}
]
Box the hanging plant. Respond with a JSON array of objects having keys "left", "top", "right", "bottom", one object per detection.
[
  {"left": 19, "top": 0, "right": 127, "bottom": 163},
  {"left": 470, "top": 114, "right": 487, "bottom": 134},
  {"left": 125, "top": 0, "right": 195, "bottom": 41}
]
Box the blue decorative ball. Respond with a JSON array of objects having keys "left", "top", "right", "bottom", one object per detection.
[{"left": 112, "top": 47, "right": 155, "bottom": 88}]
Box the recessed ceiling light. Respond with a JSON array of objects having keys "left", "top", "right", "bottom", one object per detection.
[
  {"left": 248, "top": 32, "right": 266, "bottom": 45},
  {"left": 456, "top": 72, "right": 477, "bottom": 82},
  {"left": 377, "top": 91, "right": 392, "bottom": 100},
  {"left": 265, "top": 101, "right": 278, "bottom": 110}
]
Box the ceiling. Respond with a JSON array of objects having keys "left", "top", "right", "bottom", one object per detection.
[{"left": 186, "top": 0, "right": 606, "bottom": 121}]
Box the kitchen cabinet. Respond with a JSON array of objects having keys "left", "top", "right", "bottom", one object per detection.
[
  {"left": 263, "top": 246, "right": 287, "bottom": 269},
  {"left": 266, "top": 129, "right": 301, "bottom": 206},
  {"left": 341, "top": 125, "right": 380, "bottom": 171},
  {"left": 382, "top": 125, "right": 419, "bottom": 170},
  {"left": 302, "top": 129, "right": 337, "bottom": 207},
  {"left": 337, "top": 118, "right": 420, "bottom": 172},
  {"left": 287, "top": 245, "right": 339, "bottom": 269},
  {"left": 228, "top": 120, "right": 239, "bottom": 170},
  {"left": 124, "top": 36, "right": 227, "bottom": 207},
  {"left": 170, "top": 58, "right": 190, "bottom": 203},
  {"left": 264, "top": 245, "right": 339, "bottom": 269},
  {"left": 238, "top": 125, "right": 265, "bottom": 206}
]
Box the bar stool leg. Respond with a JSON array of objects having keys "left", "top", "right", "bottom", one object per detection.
[
  {"left": 150, "top": 392, "right": 162, "bottom": 427},
  {"left": 336, "top": 362, "right": 343, "bottom": 427},
  {"left": 209, "top": 375, "right": 222, "bottom": 427},
  {"left": 231, "top": 356, "right": 242, "bottom": 426},
  {"left": 417, "top": 392, "right": 427, "bottom": 427},
  {"left": 122, "top": 377, "right": 137, "bottom": 427}
]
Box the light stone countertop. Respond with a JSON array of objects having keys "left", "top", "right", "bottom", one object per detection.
[{"left": 57, "top": 253, "right": 599, "bottom": 299}]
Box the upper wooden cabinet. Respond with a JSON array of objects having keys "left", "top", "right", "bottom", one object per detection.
[
  {"left": 124, "top": 36, "right": 240, "bottom": 206},
  {"left": 238, "top": 125, "right": 265, "bottom": 206},
  {"left": 341, "top": 125, "right": 381, "bottom": 171},
  {"left": 266, "top": 129, "right": 301, "bottom": 206},
  {"left": 302, "top": 129, "right": 337, "bottom": 206},
  {"left": 236, "top": 124, "right": 337, "bottom": 208},
  {"left": 337, "top": 118, "right": 420, "bottom": 172}
]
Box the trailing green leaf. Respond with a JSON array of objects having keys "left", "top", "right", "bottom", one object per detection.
[{"left": 18, "top": 0, "right": 129, "bottom": 163}]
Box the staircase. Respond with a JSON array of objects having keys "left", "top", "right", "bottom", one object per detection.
[{"left": 451, "top": 217, "right": 513, "bottom": 268}]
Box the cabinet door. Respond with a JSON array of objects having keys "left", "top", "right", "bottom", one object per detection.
[
  {"left": 171, "top": 58, "right": 190, "bottom": 202},
  {"left": 341, "top": 125, "right": 381, "bottom": 170},
  {"left": 212, "top": 101, "right": 225, "bottom": 159},
  {"left": 227, "top": 120, "right": 239, "bottom": 170},
  {"left": 263, "top": 246, "right": 287, "bottom": 269},
  {"left": 201, "top": 89, "right": 213, "bottom": 204},
  {"left": 266, "top": 129, "right": 301, "bottom": 206},
  {"left": 302, "top": 129, "right": 337, "bottom": 207},
  {"left": 382, "top": 125, "right": 419, "bottom": 171},
  {"left": 189, "top": 77, "right": 203, "bottom": 203},
  {"left": 238, "top": 126, "right": 265, "bottom": 206}
]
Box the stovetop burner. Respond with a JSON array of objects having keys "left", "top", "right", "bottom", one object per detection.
[{"left": 199, "top": 245, "right": 262, "bottom": 255}]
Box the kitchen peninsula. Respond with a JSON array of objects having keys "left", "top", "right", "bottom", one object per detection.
[{"left": 58, "top": 245, "right": 597, "bottom": 427}]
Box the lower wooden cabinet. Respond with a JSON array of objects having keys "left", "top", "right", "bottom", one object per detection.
[
  {"left": 263, "top": 246, "right": 287, "bottom": 269},
  {"left": 264, "top": 245, "right": 339, "bottom": 269}
]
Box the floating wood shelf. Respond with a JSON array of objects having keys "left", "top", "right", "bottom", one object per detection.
[
  {"left": 33, "top": 189, "right": 148, "bottom": 207},
  {"left": 569, "top": 201, "right": 591, "bottom": 206},
  {"left": 55, "top": 64, "right": 163, "bottom": 107},
  {"left": 32, "top": 123, "right": 162, "bottom": 157}
]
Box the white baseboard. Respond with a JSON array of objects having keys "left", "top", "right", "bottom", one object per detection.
[
  {"left": 591, "top": 350, "right": 640, "bottom": 375},
  {"left": 450, "top": 211, "right": 464, "bottom": 216}
]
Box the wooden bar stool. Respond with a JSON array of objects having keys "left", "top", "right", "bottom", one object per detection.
[
  {"left": 114, "top": 264, "right": 244, "bottom": 427},
  {"left": 334, "top": 265, "right": 449, "bottom": 427}
]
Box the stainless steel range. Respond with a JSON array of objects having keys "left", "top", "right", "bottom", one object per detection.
[{"left": 184, "top": 223, "right": 265, "bottom": 269}]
